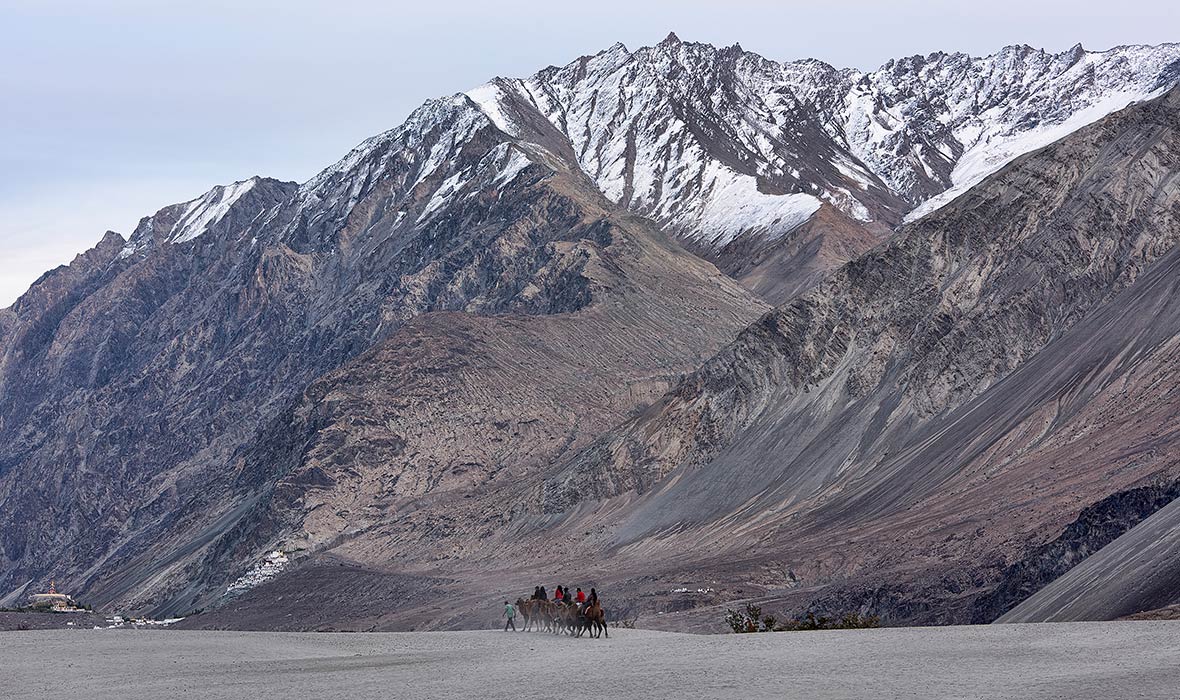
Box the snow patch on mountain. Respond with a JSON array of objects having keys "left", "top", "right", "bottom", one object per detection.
[
  {"left": 465, "top": 82, "right": 519, "bottom": 136},
  {"left": 168, "top": 178, "right": 259, "bottom": 244},
  {"left": 905, "top": 85, "right": 1171, "bottom": 221},
  {"left": 822, "top": 187, "right": 872, "bottom": 222},
  {"left": 415, "top": 142, "right": 543, "bottom": 225},
  {"left": 118, "top": 219, "right": 154, "bottom": 259},
  {"left": 833, "top": 158, "right": 877, "bottom": 190},
  {"left": 417, "top": 171, "right": 467, "bottom": 223},
  {"left": 686, "top": 164, "right": 821, "bottom": 246},
  {"left": 493, "top": 146, "right": 533, "bottom": 186}
]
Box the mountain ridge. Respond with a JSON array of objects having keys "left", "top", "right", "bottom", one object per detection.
[
  {"left": 220, "top": 83, "right": 1180, "bottom": 631},
  {"left": 3, "top": 38, "right": 1180, "bottom": 631},
  {"left": 29, "top": 37, "right": 1172, "bottom": 309}
]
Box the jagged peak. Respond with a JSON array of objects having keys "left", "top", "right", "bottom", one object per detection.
[
  {"left": 601, "top": 41, "right": 629, "bottom": 56},
  {"left": 112, "top": 36, "right": 1180, "bottom": 262},
  {"left": 99, "top": 230, "right": 126, "bottom": 246},
  {"left": 301, "top": 94, "right": 493, "bottom": 197},
  {"left": 464, "top": 81, "right": 520, "bottom": 136},
  {"left": 864, "top": 42, "right": 1159, "bottom": 75},
  {"left": 118, "top": 176, "right": 295, "bottom": 260}
]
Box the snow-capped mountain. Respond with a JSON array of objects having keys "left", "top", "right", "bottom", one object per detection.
[
  {"left": 469, "top": 35, "right": 906, "bottom": 252},
  {"left": 4, "top": 35, "right": 1180, "bottom": 632},
  {"left": 0, "top": 61, "right": 764, "bottom": 620},
  {"left": 106, "top": 36, "right": 1180, "bottom": 300},
  {"left": 467, "top": 34, "right": 1180, "bottom": 243}
]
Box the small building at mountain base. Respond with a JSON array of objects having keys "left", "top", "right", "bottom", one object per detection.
[{"left": 27, "top": 581, "right": 83, "bottom": 612}]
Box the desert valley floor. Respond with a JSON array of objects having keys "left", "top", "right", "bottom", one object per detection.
[{"left": 4, "top": 623, "right": 1179, "bottom": 699}]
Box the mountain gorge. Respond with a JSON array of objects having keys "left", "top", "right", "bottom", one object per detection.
[{"left": 3, "top": 36, "right": 1180, "bottom": 630}]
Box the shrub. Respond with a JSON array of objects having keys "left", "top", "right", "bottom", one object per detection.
[
  {"left": 725, "top": 604, "right": 777, "bottom": 633},
  {"left": 779, "top": 611, "right": 881, "bottom": 631},
  {"left": 725, "top": 605, "right": 880, "bottom": 633}
]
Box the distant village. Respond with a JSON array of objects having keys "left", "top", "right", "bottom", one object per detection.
[
  {"left": 11, "top": 579, "right": 183, "bottom": 629},
  {"left": 225, "top": 550, "right": 289, "bottom": 596},
  {"left": 7, "top": 549, "right": 288, "bottom": 630}
]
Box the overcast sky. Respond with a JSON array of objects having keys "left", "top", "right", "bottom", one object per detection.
[{"left": 1, "top": 0, "right": 1175, "bottom": 306}]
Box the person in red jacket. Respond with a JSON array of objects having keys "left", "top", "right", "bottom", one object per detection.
[
  {"left": 575, "top": 587, "right": 586, "bottom": 604},
  {"left": 553, "top": 586, "right": 564, "bottom": 603}
]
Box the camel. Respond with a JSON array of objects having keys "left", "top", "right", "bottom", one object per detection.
[
  {"left": 529, "top": 599, "right": 559, "bottom": 633},
  {"left": 551, "top": 601, "right": 580, "bottom": 635},
  {"left": 519, "top": 598, "right": 554, "bottom": 632},
  {"left": 515, "top": 598, "right": 536, "bottom": 631},
  {"left": 511, "top": 593, "right": 608, "bottom": 638},
  {"left": 549, "top": 602, "right": 567, "bottom": 634},
  {"left": 529, "top": 599, "right": 547, "bottom": 631},
  {"left": 578, "top": 601, "right": 608, "bottom": 638}
]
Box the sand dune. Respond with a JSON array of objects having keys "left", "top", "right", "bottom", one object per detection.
[{"left": 3, "top": 623, "right": 1179, "bottom": 699}]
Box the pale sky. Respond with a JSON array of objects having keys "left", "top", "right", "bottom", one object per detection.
[{"left": 2, "top": 0, "right": 1176, "bottom": 307}]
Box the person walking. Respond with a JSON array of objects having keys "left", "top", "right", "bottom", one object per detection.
[{"left": 503, "top": 600, "right": 517, "bottom": 631}]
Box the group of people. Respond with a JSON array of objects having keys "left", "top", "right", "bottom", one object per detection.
[
  {"left": 502, "top": 585, "right": 600, "bottom": 631},
  {"left": 532, "top": 585, "right": 597, "bottom": 606}
]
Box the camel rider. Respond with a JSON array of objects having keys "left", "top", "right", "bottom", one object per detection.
[
  {"left": 539, "top": 585, "right": 547, "bottom": 600},
  {"left": 553, "top": 586, "right": 564, "bottom": 603},
  {"left": 575, "top": 587, "right": 586, "bottom": 605},
  {"left": 588, "top": 588, "right": 599, "bottom": 607}
]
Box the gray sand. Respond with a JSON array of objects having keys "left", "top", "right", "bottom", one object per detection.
[{"left": 2, "top": 622, "right": 1178, "bottom": 699}]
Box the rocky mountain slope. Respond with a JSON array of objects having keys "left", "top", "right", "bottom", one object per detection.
[
  {"left": 3, "top": 38, "right": 1180, "bottom": 627},
  {"left": 191, "top": 83, "right": 1180, "bottom": 632},
  {"left": 509, "top": 84, "right": 1180, "bottom": 626},
  {"left": 978, "top": 478, "right": 1180, "bottom": 622},
  {"left": 0, "top": 91, "right": 765, "bottom": 615}
]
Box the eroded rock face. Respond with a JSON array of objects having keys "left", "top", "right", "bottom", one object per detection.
[{"left": 0, "top": 89, "right": 767, "bottom": 616}]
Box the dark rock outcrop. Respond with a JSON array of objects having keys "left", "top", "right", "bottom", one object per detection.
[{"left": 973, "top": 480, "right": 1180, "bottom": 622}]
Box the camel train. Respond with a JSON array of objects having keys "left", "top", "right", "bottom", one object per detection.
[{"left": 512, "top": 593, "right": 609, "bottom": 638}]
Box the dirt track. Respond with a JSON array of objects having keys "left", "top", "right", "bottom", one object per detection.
[{"left": 3, "top": 622, "right": 1178, "bottom": 699}]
